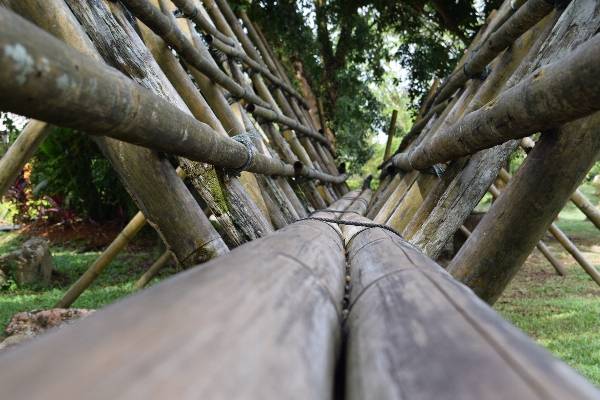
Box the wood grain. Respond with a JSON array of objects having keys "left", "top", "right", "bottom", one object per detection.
[
  {"left": 0, "top": 219, "right": 346, "bottom": 399},
  {"left": 345, "top": 226, "right": 600, "bottom": 400}
]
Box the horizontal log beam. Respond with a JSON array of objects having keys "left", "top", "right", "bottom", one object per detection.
[
  {"left": 0, "top": 218, "right": 346, "bottom": 399},
  {"left": 392, "top": 33, "right": 600, "bottom": 171},
  {"left": 0, "top": 8, "right": 346, "bottom": 185},
  {"left": 246, "top": 104, "right": 336, "bottom": 154},
  {"left": 117, "top": 0, "right": 271, "bottom": 110},
  {"left": 343, "top": 219, "right": 600, "bottom": 399},
  {"left": 432, "top": 0, "right": 557, "bottom": 108}
]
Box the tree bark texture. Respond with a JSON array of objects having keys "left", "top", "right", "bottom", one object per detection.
[
  {"left": 0, "top": 219, "right": 347, "bottom": 399},
  {"left": 448, "top": 113, "right": 600, "bottom": 304},
  {"left": 343, "top": 221, "right": 600, "bottom": 400}
]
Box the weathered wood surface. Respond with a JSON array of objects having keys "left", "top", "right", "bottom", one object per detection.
[
  {"left": 393, "top": 26, "right": 600, "bottom": 172},
  {"left": 373, "top": 171, "right": 419, "bottom": 224},
  {"left": 449, "top": 111, "right": 600, "bottom": 304},
  {"left": 0, "top": 219, "right": 346, "bottom": 400},
  {"left": 344, "top": 223, "right": 600, "bottom": 400},
  {"left": 0, "top": 119, "right": 53, "bottom": 197},
  {"left": 67, "top": 0, "right": 275, "bottom": 243},
  {"left": 487, "top": 182, "right": 568, "bottom": 277},
  {"left": 432, "top": 0, "right": 555, "bottom": 107},
  {"left": 384, "top": 173, "right": 438, "bottom": 232},
  {"left": 5, "top": 0, "right": 228, "bottom": 274},
  {"left": 402, "top": 10, "right": 560, "bottom": 257}
]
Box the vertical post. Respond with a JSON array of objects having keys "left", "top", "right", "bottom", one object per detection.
[{"left": 382, "top": 110, "right": 398, "bottom": 162}]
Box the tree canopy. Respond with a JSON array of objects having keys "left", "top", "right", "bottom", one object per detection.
[{"left": 231, "top": 0, "right": 500, "bottom": 172}]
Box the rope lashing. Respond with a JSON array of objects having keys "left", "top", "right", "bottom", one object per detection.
[
  {"left": 463, "top": 64, "right": 492, "bottom": 80},
  {"left": 296, "top": 216, "right": 404, "bottom": 239},
  {"left": 225, "top": 132, "right": 259, "bottom": 178},
  {"left": 406, "top": 148, "right": 445, "bottom": 178},
  {"left": 172, "top": 7, "right": 198, "bottom": 19},
  {"left": 407, "top": 148, "right": 418, "bottom": 170},
  {"left": 224, "top": 92, "right": 240, "bottom": 105}
]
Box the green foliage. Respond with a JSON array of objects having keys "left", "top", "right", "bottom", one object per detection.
[
  {"left": 232, "top": 0, "right": 500, "bottom": 172},
  {"left": 0, "top": 231, "right": 179, "bottom": 326},
  {"left": 29, "top": 127, "right": 136, "bottom": 222}
]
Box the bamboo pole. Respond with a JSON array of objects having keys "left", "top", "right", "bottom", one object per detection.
[
  {"left": 391, "top": 33, "right": 600, "bottom": 172},
  {"left": 402, "top": 8, "right": 560, "bottom": 257},
  {"left": 246, "top": 101, "right": 333, "bottom": 151},
  {"left": 55, "top": 212, "right": 147, "bottom": 308},
  {"left": 69, "top": 0, "right": 275, "bottom": 243},
  {"left": 386, "top": 18, "right": 549, "bottom": 231},
  {"left": 414, "top": 79, "right": 440, "bottom": 124},
  {"left": 0, "top": 120, "right": 53, "bottom": 197},
  {"left": 133, "top": 250, "right": 173, "bottom": 290},
  {"left": 169, "top": 0, "right": 310, "bottom": 109},
  {"left": 0, "top": 10, "right": 346, "bottom": 185},
  {"left": 6, "top": 0, "right": 229, "bottom": 275},
  {"left": 521, "top": 137, "right": 600, "bottom": 230},
  {"left": 342, "top": 217, "right": 600, "bottom": 400},
  {"left": 448, "top": 109, "right": 600, "bottom": 304},
  {"left": 488, "top": 183, "right": 568, "bottom": 277},
  {"left": 0, "top": 217, "right": 348, "bottom": 399},
  {"left": 432, "top": 0, "right": 557, "bottom": 109},
  {"left": 116, "top": 0, "right": 272, "bottom": 110},
  {"left": 382, "top": 110, "right": 398, "bottom": 162}
]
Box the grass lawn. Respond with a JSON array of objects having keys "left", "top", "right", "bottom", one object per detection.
[
  {"left": 0, "top": 227, "right": 179, "bottom": 328},
  {"left": 493, "top": 183, "right": 600, "bottom": 386}
]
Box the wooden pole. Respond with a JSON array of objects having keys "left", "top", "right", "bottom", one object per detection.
[
  {"left": 402, "top": 7, "right": 562, "bottom": 256},
  {"left": 343, "top": 217, "right": 600, "bottom": 400},
  {"left": 488, "top": 183, "right": 568, "bottom": 277},
  {"left": 448, "top": 110, "right": 600, "bottom": 304},
  {"left": 521, "top": 137, "right": 600, "bottom": 230},
  {"left": 0, "top": 218, "right": 348, "bottom": 399},
  {"left": 392, "top": 33, "right": 600, "bottom": 172},
  {"left": 0, "top": 120, "right": 53, "bottom": 197},
  {"left": 431, "top": 0, "right": 556, "bottom": 108},
  {"left": 132, "top": 250, "right": 172, "bottom": 290},
  {"left": 0, "top": 9, "right": 345, "bottom": 185},
  {"left": 414, "top": 78, "right": 440, "bottom": 124},
  {"left": 5, "top": 0, "right": 229, "bottom": 275},
  {"left": 382, "top": 110, "right": 398, "bottom": 162}
]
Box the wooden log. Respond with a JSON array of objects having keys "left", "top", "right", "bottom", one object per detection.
[
  {"left": 117, "top": 0, "right": 272, "bottom": 109},
  {"left": 5, "top": 0, "right": 228, "bottom": 273},
  {"left": 414, "top": 79, "right": 439, "bottom": 124},
  {"left": 0, "top": 217, "right": 346, "bottom": 399},
  {"left": 343, "top": 221, "right": 600, "bottom": 400},
  {"left": 381, "top": 18, "right": 544, "bottom": 231},
  {"left": 373, "top": 171, "right": 419, "bottom": 224},
  {"left": 382, "top": 110, "right": 398, "bottom": 162},
  {"left": 132, "top": 250, "right": 172, "bottom": 289},
  {"left": 67, "top": 0, "right": 274, "bottom": 243},
  {"left": 547, "top": 223, "right": 600, "bottom": 285},
  {"left": 0, "top": 9, "right": 345, "bottom": 185},
  {"left": 366, "top": 172, "right": 404, "bottom": 220},
  {"left": 487, "top": 183, "right": 568, "bottom": 277},
  {"left": 0, "top": 120, "right": 53, "bottom": 197},
  {"left": 537, "top": 240, "right": 569, "bottom": 277},
  {"left": 55, "top": 211, "right": 147, "bottom": 308},
  {"left": 246, "top": 104, "right": 334, "bottom": 151},
  {"left": 384, "top": 173, "right": 440, "bottom": 232},
  {"left": 402, "top": 8, "right": 559, "bottom": 254},
  {"left": 393, "top": 34, "right": 600, "bottom": 171},
  {"left": 432, "top": 0, "right": 556, "bottom": 108},
  {"left": 448, "top": 111, "right": 600, "bottom": 304},
  {"left": 569, "top": 188, "right": 600, "bottom": 231}
]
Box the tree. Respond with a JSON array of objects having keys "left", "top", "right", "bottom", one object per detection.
[{"left": 230, "top": 0, "right": 499, "bottom": 171}]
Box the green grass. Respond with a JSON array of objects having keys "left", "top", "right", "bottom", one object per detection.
[
  {"left": 0, "top": 231, "right": 179, "bottom": 328},
  {"left": 494, "top": 183, "right": 600, "bottom": 386}
]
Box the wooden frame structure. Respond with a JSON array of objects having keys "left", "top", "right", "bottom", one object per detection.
[{"left": 1, "top": 0, "right": 600, "bottom": 398}]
